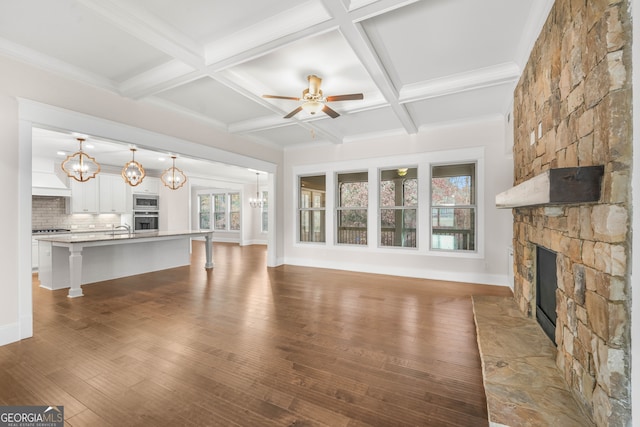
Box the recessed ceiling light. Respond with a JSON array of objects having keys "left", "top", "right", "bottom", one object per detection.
[
  {"left": 56, "top": 151, "right": 66, "bottom": 156},
  {"left": 158, "top": 157, "right": 166, "bottom": 162},
  {"left": 85, "top": 143, "right": 95, "bottom": 149}
]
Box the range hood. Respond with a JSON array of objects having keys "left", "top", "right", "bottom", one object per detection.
[{"left": 32, "top": 157, "right": 72, "bottom": 197}]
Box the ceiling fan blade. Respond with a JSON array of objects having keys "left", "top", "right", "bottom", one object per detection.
[
  {"left": 322, "top": 104, "right": 340, "bottom": 118},
  {"left": 325, "top": 93, "right": 364, "bottom": 102},
  {"left": 284, "top": 106, "right": 304, "bottom": 119},
  {"left": 263, "top": 95, "right": 301, "bottom": 101}
]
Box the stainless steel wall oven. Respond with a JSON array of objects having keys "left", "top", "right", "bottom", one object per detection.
[{"left": 133, "top": 211, "right": 159, "bottom": 231}]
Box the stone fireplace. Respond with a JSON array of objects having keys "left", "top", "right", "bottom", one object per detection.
[{"left": 509, "top": 0, "right": 631, "bottom": 425}]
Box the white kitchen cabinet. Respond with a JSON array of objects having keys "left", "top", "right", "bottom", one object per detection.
[
  {"left": 133, "top": 177, "right": 160, "bottom": 195},
  {"left": 99, "top": 174, "right": 127, "bottom": 213},
  {"left": 70, "top": 178, "right": 99, "bottom": 213}
]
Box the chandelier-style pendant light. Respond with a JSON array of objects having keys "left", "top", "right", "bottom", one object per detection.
[
  {"left": 122, "top": 148, "right": 146, "bottom": 186},
  {"left": 61, "top": 137, "right": 101, "bottom": 182},
  {"left": 161, "top": 155, "right": 187, "bottom": 190},
  {"left": 249, "top": 172, "right": 265, "bottom": 208}
]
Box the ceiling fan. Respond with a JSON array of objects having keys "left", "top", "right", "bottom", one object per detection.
[{"left": 263, "top": 74, "right": 363, "bottom": 119}]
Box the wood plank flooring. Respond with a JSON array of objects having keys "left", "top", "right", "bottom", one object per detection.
[{"left": 2, "top": 242, "right": 512, "bottom": 426}]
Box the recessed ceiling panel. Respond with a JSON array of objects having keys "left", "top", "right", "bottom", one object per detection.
[
  {"left": 225, "top": 29, "right": 380, "bottom": 113},
  {"left": 154, "top": 77, "right": 275, "bottom": 123},
  {"left": 135, "top": 0, "right": 303, "bottom": 43},
  {"left": 362, "top": 0, "right": 535, "bottom": 87},
  {"left": 313, "top": 106, "right": 404, "bottom": 141},
  {"left": 0, "top": 0, "right": 170, "bottom": 82},
  {"left": 248, "top": 125, "right": 323, "bottom": 149},
  {"left": 406, "top": 83, "right": 514, "bottom": 129}
]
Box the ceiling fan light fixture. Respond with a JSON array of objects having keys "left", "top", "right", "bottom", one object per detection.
[
  {"left": 161, "top": 155, "right": 187, "bottom": 190},
  {"left": 61, "top": 137, "right": 100, "bottom": 182},
  {"left": 122, "top": 148, "right": 146, "bottom": 187},
  {"left": 302, "top": 100, "right": 323, "bottom": 115}
]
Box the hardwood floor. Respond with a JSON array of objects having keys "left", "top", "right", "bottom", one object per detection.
[{"left": 2, "top": 242, "right": 512, "bottom": 426}]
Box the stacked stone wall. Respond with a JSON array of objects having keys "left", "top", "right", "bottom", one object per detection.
[{"left": 512, "top": 1, "right": 631, "bottom": 425}]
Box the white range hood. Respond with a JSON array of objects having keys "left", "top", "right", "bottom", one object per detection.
[{"left": 32, "top": 157, "right": 71, "bottom": 197}]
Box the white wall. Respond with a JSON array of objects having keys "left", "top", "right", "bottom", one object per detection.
[
  {"left": 0, "top": 54, "right": 282, "bottom": 346},
  {"left": 159, "top": 182, "right": 190, "bottom": 231},
  {"left": 283, "top": 117, "right": 514, "bottom": 286},
  {"left": 0, "top": 95, "right": 21, "bottom": 345}
]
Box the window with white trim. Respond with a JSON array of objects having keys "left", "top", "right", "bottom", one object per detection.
[
  {"left": 337, "top": 171, "right": 368, "bottom": 245},
  {"left": 379, "top": 167, "right": 417, "bottom": 248},
  {"left": 431, "top": 163, "right": 476, "bottom": 251},
  {"left": 198, "top": 194, "right": 211, "bottom": 229},
  {"left": 197, "top": 192, "right": 240, "bottom": 232},
  {"left": 229, "top": 193, "right": 240, "bottom": 231},
  {"left": 299, "top": 175, "right": 325, "bottom": 243}
]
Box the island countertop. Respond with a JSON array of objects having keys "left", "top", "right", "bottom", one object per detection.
[
  {"left": 37, "top": 230, "right": 214, "bottom": 298},
  {"left": 36, "top": 229, "right": 213, "bottom": 244}
]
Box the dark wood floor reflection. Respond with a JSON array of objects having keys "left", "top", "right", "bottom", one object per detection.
[{"left": 2, "top": 242, "right": 512, "bottom": 426}]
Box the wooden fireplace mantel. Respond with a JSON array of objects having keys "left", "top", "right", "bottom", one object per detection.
[{"left": 495, "top": 166, "right": 604, "bottom": 208}]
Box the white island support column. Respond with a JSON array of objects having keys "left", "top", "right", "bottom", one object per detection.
[
  {"left": 204, "top": 233, "right": 214, "bottom": 269},
  {"left": 68, "top": 247, "right": 84, "bottom": 298},
  {"left": 37, "top": 230, "right": 214, "bottom": 298}
]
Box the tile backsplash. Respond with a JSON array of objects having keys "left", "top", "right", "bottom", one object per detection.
[{"left": 32, "top": 196, "right": 122, "bottom": 230}]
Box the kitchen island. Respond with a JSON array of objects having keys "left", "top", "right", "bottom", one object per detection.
[{"left": 37, "top": 230, "right": 214, "bottom": 298}]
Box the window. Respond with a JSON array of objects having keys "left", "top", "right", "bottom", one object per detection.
[
  {"left": 198, "top": 194, "right": 211, "bottom": 229},
  {"left": 229, "top": 193, "right": 240, "bottom": 231},
  {"left": 213, "top": 194, "right": 227, "bottom": 230},
  {"left": 337, "top": 172, "right": 368, "bottom": 245},
  {"left": 199, "top": 192, "right": 240, "bottom": 232},
  {"left": 379, "top": 167, "right": 417, "bottom": 248},
  {"left": 261, "top": 191, "right": 268, "bottom": 232},
  {"left": 431, "top": 163, "right": 476, "bottom": 251},
  {"left": 299, "top": 175, "right": 325, "bottom": 242}
]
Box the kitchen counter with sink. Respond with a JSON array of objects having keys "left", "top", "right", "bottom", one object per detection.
[{"left": 37, "top": 230, "right": 214, "bottom": 298}]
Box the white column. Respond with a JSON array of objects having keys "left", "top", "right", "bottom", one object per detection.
[
  {"left": 67, "top": 246, "right": 84, "bottom": 298},
  {"left": 204, "top": 233, "right": 214, "bottom": 269}
]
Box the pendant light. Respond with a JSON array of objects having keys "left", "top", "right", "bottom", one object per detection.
[
  {"left": 61, "top": 137, "right": 100, "bottom": 182},
  {"left": 249, "top": 172, "right": 264, "bottom": 208},
  {"left": 121, "top": 148, "right": 146, "bottom": 186},
  {"left": 161, "top": 155, "right": 187, "bottom": 190}
]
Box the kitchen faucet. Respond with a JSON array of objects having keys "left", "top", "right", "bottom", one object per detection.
[{"left": 112, "top": 223, "right": 132, "bottom": 236}]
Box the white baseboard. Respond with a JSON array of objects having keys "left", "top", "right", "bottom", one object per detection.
[
  {"left": 284, "top": 256, "right": 509, "bottom": 287},
  {"left": 0, "top": 322, "right": 21, "bottom": 346}
]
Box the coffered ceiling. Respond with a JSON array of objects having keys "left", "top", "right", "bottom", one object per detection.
[{"left": 0, "top": 0, "right": 553, "bottom": 150}]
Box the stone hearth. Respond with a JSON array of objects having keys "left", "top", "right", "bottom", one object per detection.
[{"left": 473, "top": 295, "right": 594, "bottom": 426}]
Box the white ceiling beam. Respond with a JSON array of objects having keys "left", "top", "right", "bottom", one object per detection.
[
  {"left": 204, "top": 0, "right": 332, "bottom": 66},
  {"left": 399, "top": 62, "right": 521, "bottom": 103},
  {"left": 348, "top": 0, "right": 420, "bottom": 22},
  {"left": 76, "top": 0, "right": 205, "bottom": 69},
  {"left": 0, "top": 38, "right": 118, "bottom": 93},
  {"left": 320, "top": 0, "right": 418, "bottom": 134},
  {"left": 119, "top": 60, "right": 201, "bottom": 99}
]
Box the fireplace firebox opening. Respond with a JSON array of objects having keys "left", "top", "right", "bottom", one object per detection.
[{"left": 536, "top": 246, "right": 557, "bottom": 344}]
